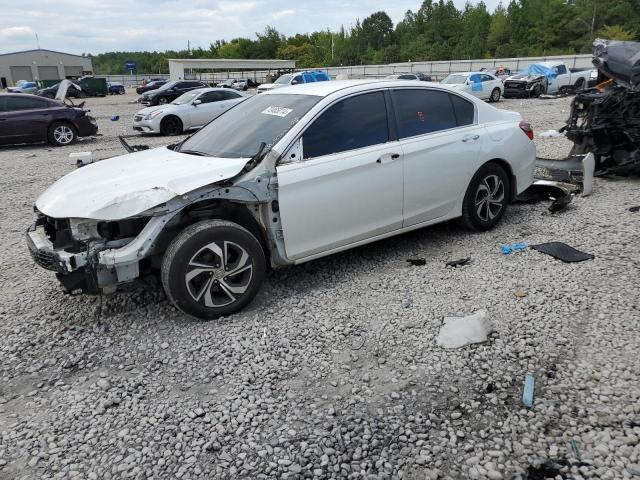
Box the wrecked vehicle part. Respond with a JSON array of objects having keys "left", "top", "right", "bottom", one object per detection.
[
  {"left": 561, "top": 40, "right": 640, "bottom": 175},
  {"left": 503, "top": 64, "right": 555, "bottom": 98},
  {"left": 119, "top": 135, "right": 150, "bottom": 154},
  {"left": 533, "top": 153, "right": 595, "bottom": 194},
  {"left": 517, "top": 180, "right": 575, "bottom": 213},
  {"left": 565, "top": 85, "right": 640, "bottom": 175},
  {"left": 592, "top": 38, "right": 640, "bottom": 90}
]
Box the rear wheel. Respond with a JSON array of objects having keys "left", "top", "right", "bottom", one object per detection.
[
  {"left": 459, "top": 163, "right": 510, "bottom": 231},
  {"left": 160, "top": 115, "right": 183, "bottom": 136},
  {"left": 161, "top": 220, "right": 266, "bottom": 320},
  {"left": 48, "top": 122, "right": 77, "bottom": 146},
  {"left": 489, "top": 88, "right": 501, "bottom": 102}
]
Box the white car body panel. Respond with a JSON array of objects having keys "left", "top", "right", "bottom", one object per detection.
[
  {"left": 276, "top": 141, "right": 404, "bottom": 260},
  {"left": 36, "top": 147, "right": 249, "bottom": 220},
  {"left": 445, "top": 72, "right": 503, "bottom": 100},
  {"left": 132, "top": 88, "right": 245, "bottom": 134}
]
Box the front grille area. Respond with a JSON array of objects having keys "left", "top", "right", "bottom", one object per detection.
[
  {"left": 505, "top": 82, "right": 525, "bottom": 89},
  {"left": 29, "top": 247, "right": 65, "bottom": 273}
]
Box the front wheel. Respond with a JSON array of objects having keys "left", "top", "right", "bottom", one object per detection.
[
  {"left": 161, "top": 220, "right": 266, "bottom": 320},
  {"left": 48, "top": 122, "right": 77, "bottom": 146},
  {"left": 160, "top": 116, "right": 183, "bottom": 136},
  {"left": 459, "top": 163, "right": 510, "bottom": 231}
]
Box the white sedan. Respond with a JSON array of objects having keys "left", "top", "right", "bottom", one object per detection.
[
  {"left": 29, "top": 80, "right": 535, "bottom": 319},
  {"left": 133, "top": 87, "right": 248, "bottom": 135},
  {"left": 441, "top": 72, "right": 503, "bottom": 102}
]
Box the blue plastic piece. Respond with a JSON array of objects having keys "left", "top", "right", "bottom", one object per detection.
[
  {"left": 501, "top": 242, "right": 528, "bottom": 255},
  {"left": 520, "top": 63, "right": 558, "bottom": 80},
  {"left": 470, "top": 73, "right": 483, "bottom": 92},
  {"left": 522, "top": 373, "right": 535, "bottom": 407},
  {"left": 110, "top": 115, "right": 119, "bottom": 121}
]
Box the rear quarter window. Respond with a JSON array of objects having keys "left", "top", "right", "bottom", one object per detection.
[{"left": 449, "top": 94, "right": 475, "bottom": 126}]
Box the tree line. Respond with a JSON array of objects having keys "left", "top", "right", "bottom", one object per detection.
[{"left": 88, "top": 0, "right": 639, "bottom": 75}]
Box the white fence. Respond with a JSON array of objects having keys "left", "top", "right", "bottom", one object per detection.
[{"left": 100, "top": 53, "right": 594, "bottom": 86}]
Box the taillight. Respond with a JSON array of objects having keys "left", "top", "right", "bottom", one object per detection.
[{"left": 519, "top": 120, "right": 534, "bottom": 140}]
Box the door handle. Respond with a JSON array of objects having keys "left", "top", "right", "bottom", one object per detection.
[
  {"left": 462, "top": 134, "right": 480, "bottom": 142},
  {"left": 377, "top": 153, "right": 401, "bottom": 164}
]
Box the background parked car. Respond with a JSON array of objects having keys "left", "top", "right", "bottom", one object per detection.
[
  {"left": 0, "top": 93, "right": 97, "bottom": 146},
  {"left": 108, "top": 82, "right": 125, "bottom": 95},
  {"left": 219, "top": 79, "right": 238, "bottom": 88},
  {"left": 257, "top": 70, "right": 330, "bottom": 93},
  {"left": 38, "top": 81, "right": 85, "bottom": 99},
  {"left": 503, "top": 62, "right": 595, "bottom": 98},
  {"left": 385, "top": 72, "right": 432, "bottom": 81},
  {"left": 7, "top": 81, "right": 38, "bottom": 94},
  {"left": 133, "top": 87, "right": 247, "bottom": 135},
  {"left": 136, "top": 80, "right": 167, "bottom": 95},
  {"left": 139, "top": 80, "right": 208, "bottom": 106},
  {"left": 441, "top": 72, "right": 503, "bottom": 102}
]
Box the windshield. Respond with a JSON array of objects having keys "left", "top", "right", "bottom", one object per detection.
[
  {"left": 172, "top": 90, "right": 201, "bottom": 105},
  {"left": 179, "top": 93, "right": 320, "bottom": 158},
  {"left": 441, "top": 74, "right": 468, "bottom": 84},
  {"left": 274, "top": 74, "right": 293, "bottom": 85}
]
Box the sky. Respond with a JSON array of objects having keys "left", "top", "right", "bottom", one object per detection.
[{"left": 1, "top": 0, "right": 501, "bottom": 55}]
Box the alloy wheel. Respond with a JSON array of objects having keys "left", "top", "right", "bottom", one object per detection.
[
  {"left": 474, "top": 175, "right": 505, "bottom": 222},
  {"left": 184, "top": 241, "right": 253, "bottom": 308},
  {"left": 158, "top": 97, "right": 168, "bottom": 104},
  {"left": 53, "top": 125, "right": 74, "bottom": 145}
]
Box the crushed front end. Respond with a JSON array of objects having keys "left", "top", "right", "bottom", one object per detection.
[{"left": 26, "top": 212, "right": 159, "bottom": 295}]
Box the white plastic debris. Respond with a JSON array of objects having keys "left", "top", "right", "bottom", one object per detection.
[
  {"left": 69, "top": 151, "right": 93, "bottom": 167},
  {"left": 436, "top": 310, "right": 493, "bottom": 349},
  {"left": 581, "top": 152, "right": 595, "bottom": 196},
  {"left": 539, "top": 129, "right": 562, "bottom": 138}
]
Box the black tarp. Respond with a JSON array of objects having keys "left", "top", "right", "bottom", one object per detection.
[{"left": 593, "top": 38, "right": 640, "bottom": 90}]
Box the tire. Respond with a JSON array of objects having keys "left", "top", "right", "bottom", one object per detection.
[
  {"left": 161, "top": 220, "right": 266, "bottom": 320},
  {"left": 459, "top": 163, "right": 510, "bottom": 231},
  {"left": 157, "top": 96, "right": 169, "bottom": 105},
  {"left": 160, "top": 115, "right": 183, "bottom": 136},
  {"left": 531, "top": 85, "right": 542, "bottom": 98},
  {"left": 48, "top": 122, "right": 77, "bottom": 146},
  {"left": 574, "top": 78, "right": 585, "bottom": 91},
  {"left": 489, "top": 88, "right": 501, "bottom": 102}
]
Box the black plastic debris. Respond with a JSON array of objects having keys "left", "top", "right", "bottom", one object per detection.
[
  {"left": 531, "top": 242, "right": 594, "bottom": 263},
  {"left": 446, "top": 257, "right": 471, "bottom": 267},
  {"left": 517, "top": 181, "right": 574, "bottom": 213},
  {"left": 407, "top": 258, "right": 426, "bottom": 266},
  {"left": 629, "top": 206, "right": 640, "bottom": 212},
  {"left": 524, "top": 459, "right": 571, "bottom": 480}
]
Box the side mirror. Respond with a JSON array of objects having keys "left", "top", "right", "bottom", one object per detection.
[{"left": 193, "top": 99, "right": 201, "bottom": 106}]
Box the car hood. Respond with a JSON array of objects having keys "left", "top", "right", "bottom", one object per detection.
[
  {"left": 36, "top": 147, "right": 250, "bottom": 220},
  {"left": 136, "top": 104, "right": 176, "bottom": 116},
  {"left": 257, "top": 83, "right": 282, "bottom": 91},
  {"left": 505, "top": 73, "right": 543, "bottom": 82}
]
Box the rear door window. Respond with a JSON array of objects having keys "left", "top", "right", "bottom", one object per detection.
[
  {"left": 5, "top": 96, "right": 51, "bottom": 111},
  {"left": 392, "top": 89, "right": 458, "bottom": 138},
  {"left": 449, "top": 94, "right": 475, "bottom": 126},
  {"left": 302, "top": 91, "right": 389, "bottom": 159}
]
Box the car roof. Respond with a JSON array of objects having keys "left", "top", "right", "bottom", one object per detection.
[{"left": 262, "top": 79, "right": 467, "bottom": 97}]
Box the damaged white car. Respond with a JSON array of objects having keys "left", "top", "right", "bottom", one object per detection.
[{"left": 27, "top": 80, "right": 536, "bottom": 319}]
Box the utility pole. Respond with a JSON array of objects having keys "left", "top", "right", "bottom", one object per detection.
[
  {"left": 591, "top": 0, "right": 596, "bottom": 37},
  {"left": 35, "top": 33, "right": 40, "bottom": 49}
]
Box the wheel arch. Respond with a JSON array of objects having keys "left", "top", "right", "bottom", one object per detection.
[
  {"left": 170, "top": 199, "right": 270, "bottom": 263},
  {"left": 160, "top": 114, "right": 184, "bottom": 134},
  {"left": 478, "top": 158, "right": 517, "bottom": 202}
]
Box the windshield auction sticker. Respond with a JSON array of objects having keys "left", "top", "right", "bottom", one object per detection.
[{"left": 261, "top": 106, "right": 293, "bottom": 117}]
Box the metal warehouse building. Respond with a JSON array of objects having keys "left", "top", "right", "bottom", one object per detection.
[{"left": 0, "top": 49, "right": 93, "bottom": 88}]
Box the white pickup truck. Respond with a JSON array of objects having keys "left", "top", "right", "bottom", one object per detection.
[{"left": 503, "top": 61, "right": 596, "bottom": 98}]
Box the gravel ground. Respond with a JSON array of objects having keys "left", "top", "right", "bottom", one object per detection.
[{"left": 0, "top": 91, "right": 639, "bottom": 480}]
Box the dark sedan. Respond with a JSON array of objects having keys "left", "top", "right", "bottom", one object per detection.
[
  {"left": 135, "top": 80, "right": 167, "bottom": 95},
  {"left": 0, "top": 94, "right": 98, "bottom": 147},
  {"left": 139, "top": 80, "right": 208, "bottom": 106}
]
